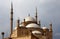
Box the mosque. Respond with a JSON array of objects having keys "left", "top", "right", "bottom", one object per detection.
[{"left": 1, "top": 2, "right": 53, "bottom": 39}]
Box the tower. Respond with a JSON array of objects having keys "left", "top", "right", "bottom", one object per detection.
[
  {"left": 50, "top": 23, "right": 52, "bottom": 32},
  {"left": 17, "top": 18, "right": 20, "bottom": 28},
  {"left": 35, "top": 8, "right": 38, "bottom": 24},
  {"left": 49, "top": 23, "right": 53, "bottom": 39},
  {"left": 10, "top": 2, "right": 13, "bottom": 35},
  {"left": 39, "top": 20, "right": 41, "bottom": 27},
  {"left": 1, "top": 32, "right": 4, "bottom": 39}
]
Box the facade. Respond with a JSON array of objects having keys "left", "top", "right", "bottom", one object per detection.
[{"left": 2, "top": 2, "right": 53, "bottom": 39}]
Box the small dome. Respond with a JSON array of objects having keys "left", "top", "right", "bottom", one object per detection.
[
  {"left": 32, "top": 30, "right": 42, "bottom": 37},
  {"left": 32, "top": 30, "right": 41, "bottom": 34},
  {"left": 26, "top": 23, "right": 40, "bottom": 28},
  {"left": 25, "top": 16, "right": 36, "bottom": 22},
  {"left": 42, "top": 27, "right": 48, "bottom": 29}
]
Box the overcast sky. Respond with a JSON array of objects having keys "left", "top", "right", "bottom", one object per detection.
[{"left": 0, "top": 0, "right": 60, "bottom": 39}]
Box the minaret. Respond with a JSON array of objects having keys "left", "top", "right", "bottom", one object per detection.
[
  {"left": 1, "top": 32, "right": 4, "bottom": 39},
  {"left": 17, "top": 18, "right": 20, "bottom": 28},
  {"left": 35, "top": 8, "right": 38, "bottom": 24},
  {"left": 10, "top": 2, "right": 13, "bottom": 35},
  {"left": 24, "top": 19, "right": 26, "bottom": 26},
  {"left": 49, "top": 23, "right": 53, "bottom": 39},
  {"left": 39, "top": 20, "right": 41, "bottom": 27},
  {"left": 49, "top": 23, "right": 52, "bottom": 32}
]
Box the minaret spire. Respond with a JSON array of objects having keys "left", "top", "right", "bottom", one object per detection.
[
  {"left": 11, "top": 1, "right": 13, "bottom": 13},
  {"left": 10, "top": 1, "right": 13, "bottom": 36},
  {"left": 35, "top": 7, "right": 38, "bottom": 24}
]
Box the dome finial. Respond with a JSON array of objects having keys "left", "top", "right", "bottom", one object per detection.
[
  {"left": 23, "top": 19, "right": 26, "bottom": 26},
  {"left": 16, "top": 18, "right": 20, "bottom": 28},
  {"left": 24, "top": 19, "right": 25, "bottom": 22},
  {"left": 11, "top": 1, "right": 13, "bottom": 13}
]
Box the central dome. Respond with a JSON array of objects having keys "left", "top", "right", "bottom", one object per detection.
[
  {"left": 26, "top": 23, "right": 40, "bottom": 28},
  {"left": 25, "top": 16, "right": 36, "bottom": 22}
]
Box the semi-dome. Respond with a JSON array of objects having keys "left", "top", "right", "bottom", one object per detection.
[
  {"left": 42, "top": 27, "right": 48, "bottom": 29},
  {"left": 32, "top": 30, "right": 41, "bottom": 34},
  {"left": 25, "top": 16, "right": 36, "bottom": 22},
  {"left": 14, "top": 27, "right": 18, "bottom": 30},
  {"left": 32, "top": 30, "right": 42, "bottom": 37},
  {"left": 26, "top": 23, "right": 40, "bottom": 28}
]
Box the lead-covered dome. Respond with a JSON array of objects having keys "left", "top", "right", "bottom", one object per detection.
[
  {"left": 42, "top": 27, "right": 48, "bottom": 29},
  {"left": 26, "top": 23, "right": 40, "bottom": 28},
  {"left": 32, "top": 30, "right": 41, "bottom": 34},
  {"left": 32, "top": 30, "right": 42, "bottom": 37},
  {"left": 25, "top": 16, "right": 36, "bottom": 22}
]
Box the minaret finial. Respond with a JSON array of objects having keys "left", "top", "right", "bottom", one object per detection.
[
  {"left": 11, "top": 1, "right": 13, "bottom": 13},
  {"left": 35, "top": 7, "right": 38, "bottom": 24}
]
